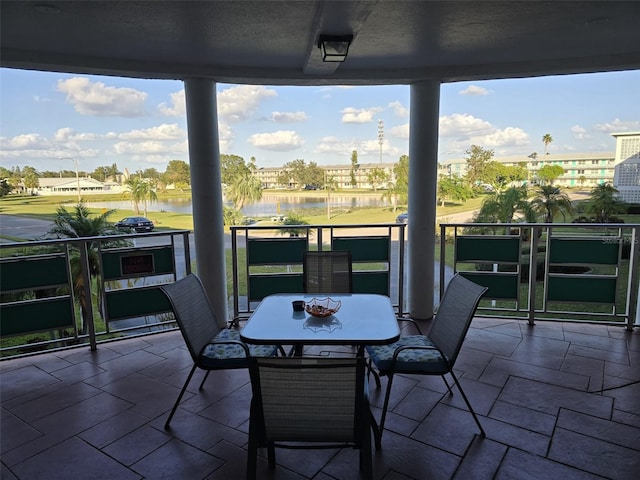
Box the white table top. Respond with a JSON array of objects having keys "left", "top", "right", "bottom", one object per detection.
[{"left": 240, "top": 293, "right": 400, "bottom": 346}]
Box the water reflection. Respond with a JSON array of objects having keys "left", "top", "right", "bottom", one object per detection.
[{"left": 88, "top": 194, "right": 389, "bottom": 216}]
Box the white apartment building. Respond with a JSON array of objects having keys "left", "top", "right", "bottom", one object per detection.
[{"left": 613, "top": 132, "right": 640, "bottom": 204}]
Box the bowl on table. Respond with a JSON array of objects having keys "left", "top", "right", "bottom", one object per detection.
[{"left": 304, "top": 297, "right": 341, "bottom": 317}]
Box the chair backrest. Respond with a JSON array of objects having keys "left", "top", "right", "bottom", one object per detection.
[
  {"left": 160, "top": 274, "right": 221, "bottom": 362},
  {"left": 428, "top": 274, "right": 488, "bottom": 367},
  {"left": 303, "top": 250, "right": 352, "bottom": 294},
  {"left": 249, "top": 357, "right": 367, "bottom": 443}
]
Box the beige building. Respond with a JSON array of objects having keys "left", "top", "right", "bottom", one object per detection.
[{"left": 254, "top": 162, "right": 396, "bottom": 190}]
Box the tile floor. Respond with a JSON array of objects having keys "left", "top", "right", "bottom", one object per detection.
[{"left": 1, "top": 317, "right": 639, "bottom": 479}]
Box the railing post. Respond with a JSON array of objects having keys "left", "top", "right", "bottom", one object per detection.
[
  {"left": 231, "top": 227, "right": 239, "bottom": 322},
  {"left": 78, "top": 240, "right": 97, "bottom": 351},
  {"left": 398, "top": 224, "right": 405, "bottom": 315},
  {"left": 183, "top": 232, "right": 191, "bottom": 275},
  {"left": 626, "top": 226, "right": 639, "bottom": 330},
  {"left": 527, "top": 225, "right": 540, "bottom": 325}
]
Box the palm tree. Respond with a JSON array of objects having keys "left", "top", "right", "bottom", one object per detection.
[
  {"left": 585, "top": 183, "right": 627, "bottom": 222},
  {"left": 542, "top": 134, "right": 553, "bottom": 156},
  {"left": 472, "top": 186, "right": 535, "bottom": 234},
  {"left": 225, "top": 170, "right": 262, "bottom": 210},
  {"left": 123, "top": 175, "right": 157, "bottom": 216},
  {"left": 47, "top": 202, "right": 121, "bottom": 334},
  {"left": 530, "top": 185, "right": 574, "bottom": 223}
]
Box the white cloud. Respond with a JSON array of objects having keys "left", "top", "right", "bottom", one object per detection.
[
  {"left": 247, "top": 130, "right": 304, "bottom": 151},
  {"left": 359, "top": 139, "right": 401, "bottom": 158},
  {"left": 459, "top": 85, "right": 490, "bottom": 96},
  {"left": 315, "top": 136, "right": 358, "bottom": 156},
  {"left": 390, "top": 123, "right": 409, "bottom": 139},
  {"left": 476, "top": 127, "right": 529, "bottom": 147},
  {"left": 593, "top": 118, "right": 640, "bottom": 133},
  {"left": 217, "top": 85, "right": 277, "bottom": 122},
  {"left": 438, "top": 114, "right": 529, "bottom": 154},
  {"left": 112, "top": 140, "right": 187, "bottom": 155},
  {"left": 271, "top": 111, "right": 308, "bottom": 123},
  {"left": 158, "top": 90, "right": 186, "bottom": 116},
  {"left": 388, "top": 101, "right": 408, "bottom": 117},
  {"left": 341, "top": 107, "right": 383, "bottom": 124},
  {"left": 119, "top": 123, "right": 185, "bottom": 140},
  {"left": 56, "top": 77, "right": 147, "bottom": 117},
  {"left": 571, "top": 125, "right": 591, "bottom": 140},
  {"left": 439, "top": 113, "right": 495, "bottom": 137},
  {"left": 53, "top": 128, "right": 101, "bottom": 142},
  {"left": 218, "top": 123, "right": 235, "bottom": 152},
  {"left": 0, "top": 133, "right": 51, "bottom": 151}
]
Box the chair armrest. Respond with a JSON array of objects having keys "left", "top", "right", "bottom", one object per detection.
[{"left": 396, "top": 317, "right": 424, "bottom": 335}]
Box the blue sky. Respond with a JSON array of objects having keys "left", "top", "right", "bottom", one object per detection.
[{"left": 1, "top": 68, "right": 639, "bottom": 175}]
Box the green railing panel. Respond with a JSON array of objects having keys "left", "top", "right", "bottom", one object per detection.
[
  {"left": 456, "top": 237, "right": 520, "bottom": 263},
  {"left": 1, "top": 297, "right": 73, "bottom": 336},
  {"left": 247, "top": 238, "right": 307, "bottom": 265},
  {"left": 0, "top": 256, "right": 69, "bottom": 291},
  {"left": 332, "top": 237, "right": 390, "bottom": 262},
  {"left": 458, "top": 272, "right": 519, "bottom": 300},
  {"left": 548, "top": 239, "right": 619, "bottom": 265},
  {"left": 105, "top": 286, "right": 173, "bottom": 321},
  {"left": 249, "top": 274, "right": 304, "bottom": 302},
  {"left": 102, "top": 247, "right": 175, "bottom": 280},
  {"left": 547, "top": 276, "right": 617, "bottom": 303},
  {"left": 352, "top": 271, "right": 389, "bottom": 295}
]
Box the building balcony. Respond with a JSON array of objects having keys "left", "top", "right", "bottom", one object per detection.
[
  {"left": 1, "top": 224, "right": 639, "bottom": 478},
  {"left": 1, "top": 314, "right": 638, "bottom": 479}
]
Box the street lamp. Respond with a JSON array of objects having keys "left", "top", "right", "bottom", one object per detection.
[
  {"left": 377, "top": 119, "right": 384, "bottom": 163},
  {"left": 59, "top": 157, "right": 81, "bottom": 203}
]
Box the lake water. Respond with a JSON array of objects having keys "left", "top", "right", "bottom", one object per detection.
[{"left": 88, "top": 193, "right": 390, "bottom": 217}]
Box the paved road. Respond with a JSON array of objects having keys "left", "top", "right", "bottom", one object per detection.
[{"left": 0, "top": 215, "right": 56, "bottom": 241}]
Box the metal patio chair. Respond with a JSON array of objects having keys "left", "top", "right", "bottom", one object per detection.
[
  {"left": 160, "top": 274, "right": 278, "bottom": 429},
  {"left": 246, "top": 356, "right": 373, "bottom": 479},
  {"left": 303, "top": 250, "right": 352, "bottom": 294},
  {"left": 365, "top": 273, "right": 488, "bottom": 447}
]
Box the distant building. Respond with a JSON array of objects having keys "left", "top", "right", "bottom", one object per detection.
[
  {"left": 254, "top": 162, "right": 396, "bottom": 190},
  {"left": 612, "top": 132, "right": 640, "bottom": 204},
  {"left": 30, "top": 177, "right": 124, "bottom": 196},
  {"left": 439, "top": 152, "right": 616, "bottom": 189}
]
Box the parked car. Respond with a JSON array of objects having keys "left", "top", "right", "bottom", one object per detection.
[
  {"left": 114, "top": 216, "right": 154, "bottom": 232},
  {"left": 395, "top": 212, "right": 408, "bottom": 224}
]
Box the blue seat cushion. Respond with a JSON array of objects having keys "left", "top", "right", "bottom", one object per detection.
[
  {"left": 365, "top": 335, "right": 448, "bottom": 374},
  {"left": 200, "top": 328, "right": 278, "bottom": 369}
]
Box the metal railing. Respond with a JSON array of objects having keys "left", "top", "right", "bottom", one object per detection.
[
  {"left": 0, "top": 230, "right": 191, "bottom": 358},
  {"left": 440, "top": 222, "right": 639, "bottom": 330},
  {"left": 229, "top": 223, "right": 407, "bottom": 321},
  {"left": 3, "top": 221, "right": 638, "bottom": 360}
]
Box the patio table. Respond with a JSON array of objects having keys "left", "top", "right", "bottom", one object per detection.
[{"left": 240, "top": 293, "right": 400, "bottom": 355}]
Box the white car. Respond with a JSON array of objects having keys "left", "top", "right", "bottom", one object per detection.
[{"left": 271, "top": 215, "right": 287, "bottom": 222}]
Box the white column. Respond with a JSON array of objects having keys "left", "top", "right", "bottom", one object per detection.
[
  {"left": 184, "top": 78, "right": 228, "bottom": 327},
  {"left": 408, "top": 80, "right": 441, "bottom": 320}
]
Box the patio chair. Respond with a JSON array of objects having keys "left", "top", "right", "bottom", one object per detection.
[
  {"left": 246, "top": 356, "right": 373, "bottom": 480},
  {"left": 160, "top": 274, "right": 279, "bottom": 429},
  {"left": 365, "top": 273, "right": 488, "bottom": 447},
  {"left": 303, "top": 250, "right": 352, "bottom": 294}
]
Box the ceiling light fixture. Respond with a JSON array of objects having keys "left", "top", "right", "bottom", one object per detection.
[{"left": 317, "top": 35, "right": 353, "bottom": 62}]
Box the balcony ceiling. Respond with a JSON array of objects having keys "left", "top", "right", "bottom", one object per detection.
[{"left": 1, "top": 1, "right": 639, "bottom": 85}]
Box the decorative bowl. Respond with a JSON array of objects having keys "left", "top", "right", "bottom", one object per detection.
[{"left": 304, "top": 297, "right": 341, "bottom": 317}]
